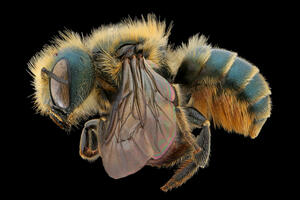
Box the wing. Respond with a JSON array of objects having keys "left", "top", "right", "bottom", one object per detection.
[
  {"left": 100, "top": 55, "right": 177, "bottom": 179},
  {"left": 174, "top": 47, "right": 271, "bottom": 138}
]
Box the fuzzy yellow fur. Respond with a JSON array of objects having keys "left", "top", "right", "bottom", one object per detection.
[
  {"left": 86, "top": 15, "right": 171, "bottom": 85},
  {"left": 29, "top": 16, "right": 171, "bottom": 127},
  {"left": 29, "top": 15, "right": 270, "bottom": 136},
  {"left": 28, "top": 31, "right": 101, "bottom": 126},
  {"left": 171, "top": 35, "right": 271, "bottom": 138},
  {"left": 167, "top": 34, "right": 211, "bottom": 74},
  {"left": 68, "top": 87, "right": 101, "bottom": 126},
  {"left": 190, "top": 74, "right": 270, "bottom": 138},
  {"left": 28, "top": 32, "right": 86, "bottom": 114},
  {"left": 191, "top": 82, "right": 254, "bottom": 137}
]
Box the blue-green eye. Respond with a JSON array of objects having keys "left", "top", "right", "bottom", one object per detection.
[
  {"left": 41, "top": 47, "right": 94, "bottom": 115},
  {"left": 50, "top": 59, "right": 70, "bottom": 109}
]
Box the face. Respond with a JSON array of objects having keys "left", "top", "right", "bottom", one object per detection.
[{"left": 42, "top": 47, "right": 95, "bottom": 131}]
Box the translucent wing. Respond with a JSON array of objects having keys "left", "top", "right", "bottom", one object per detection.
[{"left": 100, "top": 56, "right": 176, "bottom": 179}]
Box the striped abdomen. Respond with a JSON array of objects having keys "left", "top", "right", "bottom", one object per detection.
[{"left": 175, "top": 47, "right": 271, "bottom": 138}]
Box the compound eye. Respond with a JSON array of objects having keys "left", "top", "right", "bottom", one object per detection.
[{"left": 50, "top": 59, "right": 70, "bottom": 109}]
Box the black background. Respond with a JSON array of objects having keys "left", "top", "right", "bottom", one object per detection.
[{"left": 7, "top": 1, "right": 294, "bottom": 199}]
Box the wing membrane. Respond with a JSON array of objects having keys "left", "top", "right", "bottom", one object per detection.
[{"left": 100, "top": 56, "right": 176, "bottom": 179}]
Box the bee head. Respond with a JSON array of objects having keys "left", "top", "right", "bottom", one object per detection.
[
  {"left": 42, "top": 48, "right": 95, "bottom": 131},
  {"left": 29, "top": 32, "right": 98, "bottom": 131}
]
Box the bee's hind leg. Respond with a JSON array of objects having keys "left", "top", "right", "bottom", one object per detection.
[
  {"left": 194, "top": 120, "right": 211, "bottom": 168},
  {"left": 184, "top": 107, "right": 211, "bottom": 168},
  {"left": 160, "top": 126, "right": 211, "bottom": 192},
  {"left": 161, "top": 108, "right": 211, "bottom": 192},
  {"left": 175, "top": 107, "right": 202, "bottom": 154}
]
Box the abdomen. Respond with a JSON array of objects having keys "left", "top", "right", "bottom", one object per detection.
[{"left": 175, "top": 47, "right": 271, "bottom": 138}]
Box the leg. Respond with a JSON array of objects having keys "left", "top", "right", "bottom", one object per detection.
[
  {"left": 176, "top": 106, "right": 211, "bottom": 166},
  {"left": 195, "top": 121, "right": 211, "bottom": 168},
  {"left": 184, "top": 107, "right": 211, "bottom": 168},
  {"left": 79, "top": 119, "right": 101, "bottom": 161},
  {"left": 160, "top": 153, "right": 198, "bottom": 192},
  {"left": 161, "top": 108, "right": 211, "bottom": 192},
  {"left": 184, "top": 107, "right": 206, "bottom": 128},
  {"left": 175, "top": 107, "right": 201, "bottom": 154}
]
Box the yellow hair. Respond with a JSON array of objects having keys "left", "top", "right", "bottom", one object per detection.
[
  {"left": 28, "top": 15, "right": 172, "bottom": 126},
  {"left": 86, "top": 14, "right": 171, "bottom": 84},
  {"left": 28, "top": 31, "right": 101, "bottom": 126}
]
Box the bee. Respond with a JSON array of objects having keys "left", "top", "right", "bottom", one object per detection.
[{"left": 28, "top": 15, "right": 271, "bottom": 192}]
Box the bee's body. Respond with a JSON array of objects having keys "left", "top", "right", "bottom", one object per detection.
[
  {"left": 29, "top": 15, "right": 271, "bottom": 191},
  {"left": 174, "top": 47, "right": 271, "bottom": 138}
]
